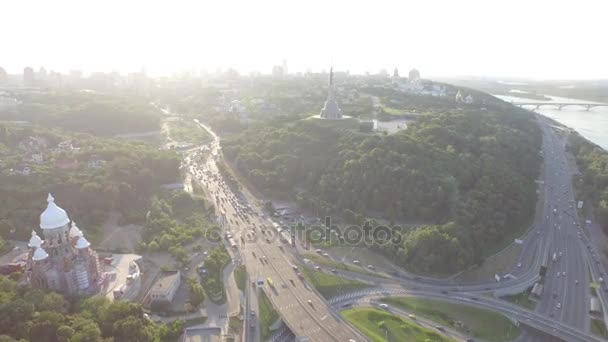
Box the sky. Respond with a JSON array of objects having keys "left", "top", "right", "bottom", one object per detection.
[{"left": 2, "top": 0, "right": 607, "bottom": 79}]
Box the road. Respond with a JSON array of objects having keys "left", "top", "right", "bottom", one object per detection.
[{"left": 188, "top": 120, "right": 365, "bottom": 342}]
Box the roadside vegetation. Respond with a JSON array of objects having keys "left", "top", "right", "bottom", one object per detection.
[
  {"left": 166, "top": 118, "right": 210, "bottom": 144},
  {"left": 140, "top": 191, "right": 215, "bottom": 262},
  {"left": 569, "top": 133, "right": 608, "bottom": 230},
  {"left": 381, "top": 297, "right": 520, "bottom": 342},
  {"left": 501, "top": 292, "right": 536, "bottom": 310},
  {"left": 591, "top": 318, "right": 608, "bottom": 338},
  {"left": 301, "top": 267, "right": 370, "bottom": 299},
  {"left": 342, "top": 307, "right": 454, "bottom": 342},
  {"left": 228, "top": 316, "right": 244, "bottom": 340},
  {"left": 258, "top": 291, "right": 279, "bottom": 341},
  {"left": 200, "top": 246, "right": 231, "bottom": 304},
  {"left": 234, "top": 265, "right": 247, "bottom": 292}
]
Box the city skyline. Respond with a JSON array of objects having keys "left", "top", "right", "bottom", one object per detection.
[{"left": 2, "top": 0, "right": 608, "bottom": 80}]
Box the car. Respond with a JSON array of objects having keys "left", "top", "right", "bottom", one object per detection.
[
  {"left": 557, "top": 272, "right": 561, "bottom": 277},
  {"left": 353, "top": 260, "right": 360, "bottom": 264},
  {"left": 250, "top": 310, "right": 255, "bottom": 316},
  {"left": 408, "top": 314, "right": 416, "bottom": 320},
  {"left": 562, "top": 272, "right": 566, "bottom": 276},
  {"left": 436, "top": 326, "right": 446, "bottom": 332},
  {"left": 331, "top": 268, "right": 337, "bottom": 273},
  {"left": 559, "top": 252, "right": 563, "bottom": 257},
  {"left": 316, "top": 249, "right": 322, "bottom": 254},
  {"left": 307, "top": 299, "right": 313, "bottom": 305},
  {"left": 575, "top": 280, "right": 579, "bottom": 285},
  {"left": 557, "top": 302, "right": 561, "bottom": 308},
  {"left": 367, "top": 265, "right": 375, "bottom": 269},
  {"left": 517, "top": 262, "right": 522, "bottom": 267},
  {"left": 314, "top": 266, "right": 321, "bottom": 270},
  {"left": 379, "top": 303, "right": 389, "bottom": 309}
]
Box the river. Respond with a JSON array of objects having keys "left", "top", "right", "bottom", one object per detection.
[{"left": 496, "top": 94, "right": 608, "bottom": 150}]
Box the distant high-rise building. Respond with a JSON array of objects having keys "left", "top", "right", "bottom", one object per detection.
[
  {"left": 23, "top": 67, "right": 35, "bottom": 87},
  {"left": 408, "top": 68, "right": 421, "bottom": 83},
  {"left": 0, "top": 67, "right": 7, "bottom": 84},
  {"left": 282, "top": 59, "right": 288, "bottom": 75},
  {"left": 272, "top": 65, "right": 284, "bottom": 78},
  {"left": 319, "top": 67, "right": 343, "bottom": 119},
  {"left": 393, "top": 68, "right": 399, "bottom": 77}
]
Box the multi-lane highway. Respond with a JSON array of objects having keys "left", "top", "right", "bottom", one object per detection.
[
  {"left": 185, "top": 116, "right": 608, "bottom": 342},
  {"left": 187, "top": 121, "right": 365, "bottom": 342}
]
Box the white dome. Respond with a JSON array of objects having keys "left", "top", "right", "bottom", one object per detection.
[
  {"left": 40, "top": 193, "right": 70, "bottom": 230},
  {"left": 32, "top": 247, "right": 49, "bottom": 261},
  {"left": 75, "top": 236, "right": 90, "bottom": 249},
  {"left": 69, "top": 221, "right": 83, "bottom": 238},
  {"left": 28, "top": 231, "right": 42, "bottom": 248}
]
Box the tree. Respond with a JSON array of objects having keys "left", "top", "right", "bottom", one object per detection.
[
  {"left": 112, "top": 317, "right": 154, "bottom": 342},
  {"left": 189, "top": 282, "right": 205, "bottom": 308},
  {"left": 39, "top": 292, "right": 68, "bottom": 314},
  {"left": 56, "top": 326, "right": 74, "bottom": 342}
]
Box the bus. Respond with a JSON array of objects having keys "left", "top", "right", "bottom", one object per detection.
[{"left": 267, "top": 277, "right": 274, "bottom": 288}]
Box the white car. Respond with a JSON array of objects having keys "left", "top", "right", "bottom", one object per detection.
[
  {"left": 379, "top": 303, "right": 389, "bottom": 309},
  {"left": 353, "top": 260, "right": 360, "bottom": 264},
  {"left": 517, "top": 262, "right": 522, "bottom": 267}
]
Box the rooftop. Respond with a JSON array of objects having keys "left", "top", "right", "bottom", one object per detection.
[{"left": 150, "top": 270, "right": 180, "bottom": 294}]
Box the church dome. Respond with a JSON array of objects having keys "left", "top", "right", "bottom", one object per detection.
[
  {"left": 75, "top": 236, "right": 90, "bottom": 249},
  {"left": 69, "top": 221, "right": 83, "bottom": 238},
  {"left": 28, "top": 231, "right": 42, "bottom": 248},
  {"left": 32, "top": 247, "right": 49, "bottom": 261},
  {"left": 40, "top": 194, "right": 70, "bottom": 230}
]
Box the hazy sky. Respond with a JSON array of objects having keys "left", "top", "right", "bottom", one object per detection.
[{"left": 2, "top": 0, "right": 607, "bottom": 79}]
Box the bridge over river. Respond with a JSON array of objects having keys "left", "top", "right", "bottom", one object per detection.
[{"left": 512, "top": 101, "right": 608, "bottom": 111}]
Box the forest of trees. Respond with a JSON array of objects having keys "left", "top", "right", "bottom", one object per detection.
[
  {"left": 569, "top": 133, "right": 608, "bottom": 229},
  {"left": 0, "top": 91, "right": 161, "bottom": 136},
  {"left": 0, "top": 124, "right": 180, "bottom": 242},
  {"left": 0, "top": 277, "right": 182, "bottom": 342},
  {"left": 223, "top": 106, "right": 541, "bottom": 274}
]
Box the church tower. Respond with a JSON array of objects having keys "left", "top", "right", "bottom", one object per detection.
[{"left": 25, "top": 194, "right": 102, "bottom": 296}]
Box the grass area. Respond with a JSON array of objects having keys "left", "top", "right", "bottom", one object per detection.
[
  {"left": 258, "top": 291, "right": 279, "bottom": 341},
  {"left": 381, "top": 297, "right": 520, "bottom": 342},
  {"left": 182, "top": 316, "right": 208, "bottom": 328},
  {"left": 501, "top": 292, "right": 536, "bottom": 310},
  {"left": 234, "top": 265, "right": 247, "bottom": 292},
  {"left": 342, "top": 307, "right": 455, "bottom": 342},
  {"left": 228, "top": 316, "right": 243, "bottom": 339},
  {"left": 168, "top": 119, "right": 211, "bottom": 143},
  {"left": 591, "top": 318, "right": 608, "bottom": 338},
  {"left": 305, "top": 254, "right": 386, "bottom": 278},
  {"left": 381, "top": 105, "right": 410, "bottom": 116},
  {"left": 301, "top": 267, "right": 371, "bottom": 299}
]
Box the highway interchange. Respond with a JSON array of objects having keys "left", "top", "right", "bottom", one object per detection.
[{"left": 185, "top": 117, "right": 608, "bottom": 342}]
